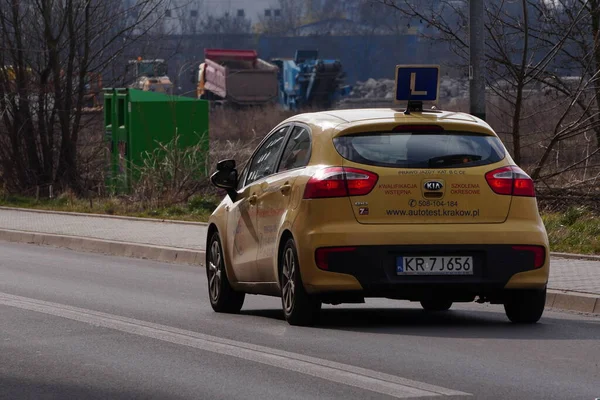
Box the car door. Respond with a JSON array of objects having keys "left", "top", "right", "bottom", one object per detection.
[
  {"left": 255, "top": 125, "right": 312, "bottom": 282},
  {"left": 226, "top": 125, "right": 291, "bottom": 282}
]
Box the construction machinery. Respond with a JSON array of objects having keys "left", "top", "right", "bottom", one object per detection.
[
  {"left": 83, "top": 72, "right": 103, "bottom": 110},
  {"left": 1, "top": 65, "right": 103, "bottom": 113},
  {"left": 271, "top": 50, "right": 352, "bottom": 110},
  {"left": 128, "top": 58, "right": 173, "bottom": 94},
  {"left": 195, "top": 49, "right": 279, "bottom": 106}
]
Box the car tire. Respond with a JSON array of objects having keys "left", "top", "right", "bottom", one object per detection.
[
  {"left": 503, "top": 287, "right": 546, "bottom": 324},
  {"left": 280, "top": 238, "right": 321, "bottom": 326},
  {"left": 206, "top": 231, "right": 245, "bottom": 313},
  {"left": 420, "top": 299, "right": 453, "bottom": 311}
]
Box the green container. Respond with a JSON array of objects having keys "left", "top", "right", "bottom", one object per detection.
[{"left": 103, "top": 88, "right": 209, "bottom": 193}]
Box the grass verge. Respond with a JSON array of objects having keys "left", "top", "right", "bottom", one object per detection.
[
  {"left": 0, "top": 193, "right": 220, "bottom": 223},
  {"left": 542, "top": 207, "right": 600, "bottom": 255}
]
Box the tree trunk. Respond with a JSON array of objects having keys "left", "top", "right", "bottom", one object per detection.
[
  {"left": 590, "top": 0, "right": 600, "bottom": 148},
  {"left": 510, "top": 0, "right": 530, "bottom": 165}
]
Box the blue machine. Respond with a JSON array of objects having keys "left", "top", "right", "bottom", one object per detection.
[{"left": 271, "top": 50, "right": 352, "bottom": 110}]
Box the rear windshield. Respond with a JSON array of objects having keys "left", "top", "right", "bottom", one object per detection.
[{"left": 333, "top": 131, "right": 506, "bottom": 168}]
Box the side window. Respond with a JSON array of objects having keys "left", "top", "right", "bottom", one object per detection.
[
  {"left": 278, "top": 126, "right": 311, "bottom": 172},
  {"left": 246, "top": 126, "right": 289, "bottom": 185},
  {"left": 236, "top": 161, "right": 250, "bottom": 190}
]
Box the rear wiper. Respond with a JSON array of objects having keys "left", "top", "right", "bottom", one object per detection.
[{"left": 428, "top": 154, "right": 482, "bottom": 167}]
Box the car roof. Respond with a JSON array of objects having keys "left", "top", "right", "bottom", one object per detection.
[{"left": 283, "top": 108, "right": 496, "bottom": 137}]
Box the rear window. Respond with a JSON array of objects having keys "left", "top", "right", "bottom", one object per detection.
[{"left": 333, "top": 132, "right": 506, "bottom": 168}]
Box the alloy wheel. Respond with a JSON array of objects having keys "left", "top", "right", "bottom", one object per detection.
[
  {"left": 208, "top": 239, "right": 222, "bottom": 302},
  {"left": 281, "top": 247, "right": 296, "bottom": 313}
]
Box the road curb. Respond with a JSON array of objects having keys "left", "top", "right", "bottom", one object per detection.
[
  {"left": 1, "top": 226, "right": 598, "bottom": 315},
  {"left": 550, "top": 252, "right": 600, "bottom": 262},
  {"left": 0, "top": 206, "right": 208, "bottom": 226},
  {"left": 546, "top": 289, "right": 600, "bottom": 314},
  {"left": 0, "top": 228, "right": 205, "bottom": 266}
]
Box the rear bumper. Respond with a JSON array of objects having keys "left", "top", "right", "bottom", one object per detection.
[
  {"left": 292, "top": 197, "right": 549, "bottom": 299},
  {"left": 312, "top": 244, "right": 547, "bottom": 302}
]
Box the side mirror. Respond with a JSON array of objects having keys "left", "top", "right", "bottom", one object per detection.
[
  {"left": 216, "top": 159, "right": 236, "bottom": 171},
  {"left": 211, "top": 159, "right": 237, "bottom": 200}
]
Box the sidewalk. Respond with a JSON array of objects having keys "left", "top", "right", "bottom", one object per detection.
[
  {"left": 0, "top": 207, "right": 206, "bottom": 250},
  {"left": 0, "top": 207, "right": 598, "bottom": 313}
]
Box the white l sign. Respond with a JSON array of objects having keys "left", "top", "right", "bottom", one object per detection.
[{"left": 409, "top": 72, "right": 428, "bottom": 96}]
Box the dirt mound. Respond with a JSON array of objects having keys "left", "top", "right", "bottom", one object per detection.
[{"left": 347, "top": 77, "right": 469, "bottom": 100}]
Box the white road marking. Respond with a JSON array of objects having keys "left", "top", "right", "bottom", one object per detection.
[{"left": 0, "top": 292, "right": 469, "bottom": 399}]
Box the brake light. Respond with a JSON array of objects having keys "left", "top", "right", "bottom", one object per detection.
[
  {"left": 315, "top": 247, "right": 356, "bottom": 270},
  {"left": 485, "top": 166, "right": 535, "bottom": 197},
  {"left": 512, "top": 245, "right": 545, "bottom": 268},
  {"left": 303, "top": 167, "right": 378, "bottom": 199},
  {"left": 393, "top": 125, "right": 444, "bottom": 132}
]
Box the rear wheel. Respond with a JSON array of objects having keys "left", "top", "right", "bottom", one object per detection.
[
  {"left": 280, "top": 238, "right": 321, "bottom": 326},
  {"left": 420, "top": 299, "right": 453, "bottom": 311},
  {"left": 504, "top": 288, "right": 546, "bottom": 324},
  {"left": 207, "top": 232, "right": 245, "bottom": 313}
]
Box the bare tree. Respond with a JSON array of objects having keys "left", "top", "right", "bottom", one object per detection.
[
  {"left": 256, "top": 0, "right": 305, "bottom": 35},
  {"left": 0, "top": 0, "right": 168, "bottom": 195},
  {"left": 175, "top": 0, "right": 204, "bottom": 34},
  {"left": 201, "top": 12, "right": 252, "bottom": 34},
  {"left": 528, "top": 0, "right": 600, "bottom": 154},
  {"left": 348, "top": 0, "right": 408, "bottom": 35},
  {"left": 373, "top": 0, "right": 600, "bottom": 187}
]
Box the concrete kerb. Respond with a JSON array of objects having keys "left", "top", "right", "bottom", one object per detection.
[
  {"left": 1, "top": 226, "right": 598, "bottom": 315},
  {"left": 550, "top": 252, "right": 600, "bottom": 262},
  {"left": 0, "top": 228, "right": 205, "bottom": 267},
  {"left": 547, "top": 289, "right": 600, "bottom": 315},
  {"left": 0, "top": 206, "right": 209, "bottom": 227}
]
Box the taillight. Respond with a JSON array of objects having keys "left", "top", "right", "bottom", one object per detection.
[
  {"left": 512, "top": 245, "right": 546, "bottom": 268},
  {"left": 315, "top": 247, "right": 356, "bottom": 270},
  {"left": 485, "top": 166, "right": 535, "bottom": 197},
  {"left": 303, "top": 167, "right": 378, "bottom": 199}
]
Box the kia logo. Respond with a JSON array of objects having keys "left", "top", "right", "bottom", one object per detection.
[{"left": 424, "top": 181, "right": 443, "bottom": 191}]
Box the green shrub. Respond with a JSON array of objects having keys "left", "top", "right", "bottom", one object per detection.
[
  {"left": 103, "top": 200, "right": 117, "bottom": 215},
  {"left": 559, "top": 206, "right": 586, "bottom": 226},
  {"left": 188, "top": 196, "right": 219, "bottom": 212},
  {"left": 166, "top": 206, "right": 185, "bottom": 216},
  {"left": 3, "top": 194, "right": 35, "bottom": 207}
]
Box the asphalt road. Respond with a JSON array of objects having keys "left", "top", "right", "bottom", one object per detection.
[{"left": 0, "top": 242, "right": 598, "bottom": 400}]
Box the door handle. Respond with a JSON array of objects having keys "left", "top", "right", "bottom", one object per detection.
[
  {"left": 280, "top": 183, "right": 292, "bottom": 195},
  {"left": 248, "top": 194, "right": 258, "bottom": 205}
]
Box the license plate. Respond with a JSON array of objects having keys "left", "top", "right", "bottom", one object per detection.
[{"left": 396, "top": 256, "right": 474, "bottom": 275}]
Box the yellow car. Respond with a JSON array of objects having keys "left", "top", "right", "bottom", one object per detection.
[{"left": 207, "top": 108, "right": 549, "bottom": 326}]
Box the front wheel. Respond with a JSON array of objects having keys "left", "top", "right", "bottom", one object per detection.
[
  {"left": 504, "top": 288, "right": 546, "bottom": 324},
  {"left": 280, "top": 238, "right": 321, "bottom": 326},
  {"left": 206, "top": 232, "right": 245, "bottom": 313}
]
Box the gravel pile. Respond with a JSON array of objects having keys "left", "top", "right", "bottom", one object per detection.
[
  {"left": 348, "top": 77, "right": 469, "bottom": 100},
  {"left": 349, "top": 78, "right": 396, "bottom": 99}
]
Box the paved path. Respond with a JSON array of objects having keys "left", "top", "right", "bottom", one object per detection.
[
  {"left": 548, "top": 258, "right": 600, "bottom": 295},
  {"left": 0, "top": 208, "right": 598, "bottom": 295},
  {"left": 0, "top": 208, "right": 207, "bottom": 251}
]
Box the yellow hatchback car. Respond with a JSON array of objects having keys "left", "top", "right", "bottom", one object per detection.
[{"left": 207, "top": 108, "right": 549, "bottom": 326}]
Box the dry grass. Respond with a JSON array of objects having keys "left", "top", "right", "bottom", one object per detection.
[
  {"left": 71, "top": 100, "right": 600, "bottom": 199},
  {"left": 0, "top": 191, "right": 220, "bottom": 222},
  {"left": 206, "top": 105, "right": 297, "bottom": 179}
]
